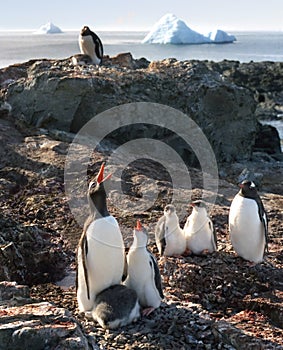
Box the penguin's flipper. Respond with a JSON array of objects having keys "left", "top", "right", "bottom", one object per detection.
[
  {"left": 149, "top": 254, "right": 164, "bottom": 299},
  {"left": 78, "top": 231, "right": 90, "bottom": 300},
  {"left": 262, "top": 212, "right": 269, "bottom": 253},
  {"left": 155, "top": 216, "right": 166, "bottom": 256},
  {"left": 256, "top": 196, "right": 269, "bottom": 253},
  {"left": 183, "top": 217, "right": 190, "bottom": 231},
  {"left": 209, "top": 219, "right": 217, "bottom": 250},
  {"left": 122, "top": 252, "right": 128, "bottom": 282}
]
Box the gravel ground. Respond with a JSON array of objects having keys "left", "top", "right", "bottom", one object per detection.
[{"left": 1, "top": 117, "right": 282, "bottom": 349}]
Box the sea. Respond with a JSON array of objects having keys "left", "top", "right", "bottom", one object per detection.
[{"left": 0, "top": 30, "right": 282, "bottom": 146}]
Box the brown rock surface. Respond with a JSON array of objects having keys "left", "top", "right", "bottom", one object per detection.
[{"left": 0, "top": 56, "right": 282, "bottom": 349}]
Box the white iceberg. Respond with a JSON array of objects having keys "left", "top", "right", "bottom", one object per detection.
[
  {"left": 142, "top": 14, "right": 210, "bottom": 44},
  {"left": 34, "top": 22, "right": 63, "bottom": 34},
  {"left": 207, "top": 29, "right": 236, "bottom": 43},
  {"left": 142, "top": 14, "right": 236, "bottom": 45}
]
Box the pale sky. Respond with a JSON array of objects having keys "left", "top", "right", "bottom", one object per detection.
[{"left": 1, "top": 0, "right": 282, "bottom": 31}]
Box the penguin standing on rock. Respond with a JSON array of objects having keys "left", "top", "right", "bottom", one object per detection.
[
  {"left": 229, "top": 180, "right": 268, "bottom": 264},
  {"left": 79, "top": 25, "right": 103, "bottom": 65},
  {"left": 125, "top": 220, "right": 164, "bottom": 316},
  {"left": 76, "top": 163, "right": 125, "bottom": 313},
  {"left": 184, "top": 200, "right": 217, "bottom": 255},
  {"left": 155, "top": 204, "right": 186, "bottom": 257}
]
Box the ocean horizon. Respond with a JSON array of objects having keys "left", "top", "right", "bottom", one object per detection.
[{"left": 0, "top": 30, "right": 283, "bottom": 69}]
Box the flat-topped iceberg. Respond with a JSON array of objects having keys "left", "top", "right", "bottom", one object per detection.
[
  {"left": 34, "top": 22, "right": 62, "bottom": 34},
  {"left": 142, "top": 14, "right": 236, "bottom": 44}
]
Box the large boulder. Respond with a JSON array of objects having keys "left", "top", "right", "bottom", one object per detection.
[
  {"left": 2, "top": 57, "right": 258, "bottom": 164},
  {"left": 0, "top": 282, "right": 95, "bottom": 350}
]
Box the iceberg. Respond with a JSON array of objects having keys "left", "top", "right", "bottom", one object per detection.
[
  {"left": 34, "top": 22, "right": 63, "bottom": 34},
  {"left": 207, "top": 29, "right": 236, "bottom": 43},
  {"left": 142, "top": 14, "right": 236, "bottom": 45},
  {"left": 142, "top": 14, "right": 210, "bottom": 44}
]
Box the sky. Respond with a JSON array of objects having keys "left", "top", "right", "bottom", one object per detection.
[{"left": 1, "top": 0, "right": 282, "bottom": 32}]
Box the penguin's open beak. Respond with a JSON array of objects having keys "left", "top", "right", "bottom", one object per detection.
[
  {"left": 97, "top": 162, "right": 112, "bottom": 184},
  {"left": 135, "top": 220, "right": 142, "bottom": 231}
]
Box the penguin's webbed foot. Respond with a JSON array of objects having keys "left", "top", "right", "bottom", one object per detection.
[
  {"left": 200, "top": 249, "right": 211, "bottom": 255},
  {"left": 183, "top": 248, "right": 192, "bottom": 256},
  {"left": 142, "top": 307, "right": 155, "bottom": 316}
]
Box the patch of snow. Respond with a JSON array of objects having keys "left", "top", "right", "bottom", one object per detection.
[
  {"left": 142, "top": 14, "right": 236, "bottom": 45},
  {"left": 34, "top": 22, "right": 62, "bottom": 34}
]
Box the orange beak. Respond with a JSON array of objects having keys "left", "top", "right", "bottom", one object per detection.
[
  {"left": 135, "top": 220, "right": 142, "bottom": 231},
  {"left": 97, "top": 162, "right": 112, "bottom": 184}
]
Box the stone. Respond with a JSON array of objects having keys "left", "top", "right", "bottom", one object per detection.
[{"left": 2, "top": 58, "right": 260, "bottom": 164}]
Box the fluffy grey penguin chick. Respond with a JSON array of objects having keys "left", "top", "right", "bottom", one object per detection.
[{"left": 92, "top": 284, "right": 140, "bottom": 329}]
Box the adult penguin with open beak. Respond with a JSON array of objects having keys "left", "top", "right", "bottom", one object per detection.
[{"left": 76, "top": 163, "right": 125, "bottom": 313}]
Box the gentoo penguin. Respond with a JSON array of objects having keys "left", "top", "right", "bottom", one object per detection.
[
  {"left": 229, "top": 180, "right": 268, "bottom": 263},
  {"left": 76, "top": 163, "right": 125, "bottom": 313},
  {"left": 124, "top": 220, "right": 164, "bottom": 316},
  {"left": 155, "top": 204, "right": 186, "bottom": 256},
  {"left": 79, "top": 25, "right": 103, "bottom": 65},
  {"left": 92, "top": 284, "right": 140, "bottom": 329},
  {"left": 184, "top": 200, "right": 217, "bottom": 255}
]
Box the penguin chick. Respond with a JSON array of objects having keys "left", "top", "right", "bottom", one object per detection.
[
  {"left": 229, "top": 180, "right": 268, "bottom": 263},
  {"left": 184, "top": 200, "right": 217, "bottom": 255},
  {"left": 76, "top": 163, "right": 125, "bottom": 313},
  {"left": 92, "top": 284, "right": 140, "bottom": 329},
  {"left": 155, "top": 204, "right": 186, "bottom": 256},
  {"left": 79, "top": 25, "right": 103, "bottom": 65},
  {"left": 125, "top": 220, "right": 164, "bottom": 316}
]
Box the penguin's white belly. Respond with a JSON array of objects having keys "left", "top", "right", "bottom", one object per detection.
[
  {"left": 186, "top": 221, "right": 215, "bottom": 254},
  {"left": 164, "top": 228, "right": 186, "bottom": 256},
  {"left": 79, "top": 35, "right": 101, "bottom": 64},
  {"left": 125, "top": 251, "right": 161, "bottom": 308},
  {"left": 77, "top": 216, "right": 125, "bottom": 312},
  {"left": 229, "top": 195, "right": 265, "bottom": 263}
]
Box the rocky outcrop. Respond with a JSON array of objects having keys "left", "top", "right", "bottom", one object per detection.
[
  {"left": 0, "top": 214, "right": 69, "bottom": 285},
  {"left": 0, "top": 282, "right": 95, "bottom": 350},
  {"left": 0, "top": 55, "right": 264, "bottom": 165}
]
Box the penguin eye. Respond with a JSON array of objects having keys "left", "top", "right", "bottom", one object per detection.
[
  {"left": 249, "top": 182, "right": 256, "bottom": 189},
  {"left": 88, "top": 181, "right": 97, "bottom": 190}
]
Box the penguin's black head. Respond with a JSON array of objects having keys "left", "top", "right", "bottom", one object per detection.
[
  {"left": 87, "top": 163, "right": 111, "bottom": 217},
  {"left": 191, "top": 200, "right": 207, "bottom": 209},
  {"left": 81, "top": 26, "right": 91, "bottom": 36},
  {"left": 164, "top": 204, "right": 175, "bottom": 215},
  {"left": 239, "top": 180, "right": 258, "bottom": 198}
]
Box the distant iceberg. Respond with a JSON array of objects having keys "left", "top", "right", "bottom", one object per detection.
[
  {"left": 142, "top": 14, "right": 236, "bottom": 45},
  {"left": 207, "top": 29, "right": 236, "bottom": 43},
  {"left": 34, "top": 22, "right": 63, "bottom": 34}
]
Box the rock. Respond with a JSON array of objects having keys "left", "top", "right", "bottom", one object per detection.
[
  {"left": 0, "top": 215, "right": 69, "bottom": 285},
  {"left": 0, "top": 281, "right": 29, "bottom": 302},
  {"left": 0, "top": 281, "right": 95, "bottom": 350},
  {"left": 254, "top": 123, "right": 281, "bottom": 154},
  {"left": 3, "top": 58, "right": 258, "bottom": 164}
]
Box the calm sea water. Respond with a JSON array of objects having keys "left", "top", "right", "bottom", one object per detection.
[{"left": 0, "top": 30, "right": 283, "bottom": 69}]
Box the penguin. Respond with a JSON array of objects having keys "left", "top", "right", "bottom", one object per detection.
[
  {"left": 229, "top": 180, "right": 268, "bottom": 263},
  {"left": 79, "top": 25, "right": 103, "bottom": 65},
  {"left": 76, "top": 163, "right": 125, "bottom": 313},
  {"left": 92, "top": 284, "right": 140, "bottom": 329},
  {"left": 155, "top": 204, "right": 186, "bottom": 256},
  {"left": 124, "top": 220, "right": 164, "bottom": 316},
  {"left": 184, "top": 200, "right": 217, "bottom": 255}
]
